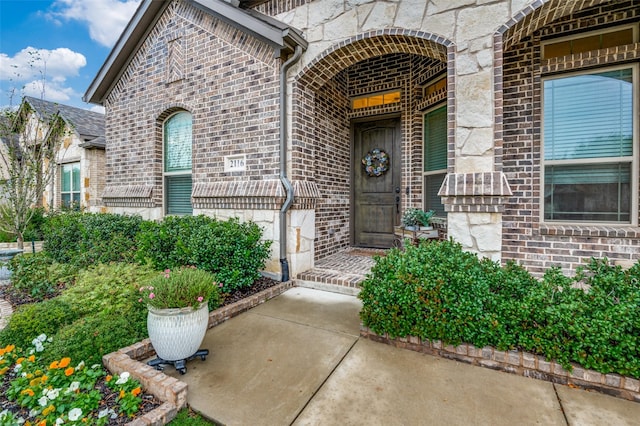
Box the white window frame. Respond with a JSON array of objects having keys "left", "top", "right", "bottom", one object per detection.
[
  {"left": 540, "top": 63, "right": 639, "bottom": 225},
  {"left": 60, "top": 161, "right": 81, "bottom": 209},
  {"left": 162, "top": 111, "right": 193, "bottom": 216},
  {"left": 422, "top": 102, "right": 447, "bottom": 216}
]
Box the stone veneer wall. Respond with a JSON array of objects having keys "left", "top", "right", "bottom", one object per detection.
[{"left": 501, "top": 2, "right": 640, "bottom": 275}]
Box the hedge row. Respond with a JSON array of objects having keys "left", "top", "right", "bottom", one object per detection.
[
  {"left": 359, "top": 239, "right": 640, "bottom": 378},
  {"left": 35, "top": 212, "right": 271, "bottom": 293}
]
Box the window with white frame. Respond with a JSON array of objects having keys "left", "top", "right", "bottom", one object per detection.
[
  {"left": 423, "top": 104, "right": 447, "bottom": 216},
  {"left": 61, "top": 162, "right": 80, "bottom": 208},
  {"left": 164, "top": 111, "right": 192, "bottom": 215},
  {"left": 542, "top": 65, "right": 637, "bottom": 223}
]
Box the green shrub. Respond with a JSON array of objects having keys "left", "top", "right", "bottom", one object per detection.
[
  {"left": 8, "top": 253, "right": 77, "bottom": 299},
  {"left": 43, "top": 312, "right": 147, "bottom": 366},
  {"left": 58, "top": 262, "right": 156, "bottom": 319},
  {"left": 359, "top": 240, "right": 640, "bottom": 378},
  {"left": 43, "top": 212, "right": 143, "bottom": 267},
  {"left": 136, "top": 215, "right": 271, "bottom": 293},
  {"left": 0, "top": 298, "right": 78, "bottom": 351},
  {"left": 23, "top": 206, "right": 47, "bottom": 242}
]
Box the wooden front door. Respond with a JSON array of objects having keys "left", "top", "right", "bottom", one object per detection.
[{"left": 352, "top": 118, "right": 401, "bottom": 247}]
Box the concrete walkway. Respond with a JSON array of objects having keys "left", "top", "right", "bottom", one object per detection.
[{"left": 165, "top": 287, "right": 640, "bottom": 425}]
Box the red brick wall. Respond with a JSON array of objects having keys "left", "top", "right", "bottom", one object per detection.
[
  {"left": 104, "top": 0, "right": 280, "bottom": 207},
  {"left": 501, "top": 2, "right": 640, "bottom": 275}
]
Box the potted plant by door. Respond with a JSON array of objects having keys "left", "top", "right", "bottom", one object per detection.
[
  {"left": 417, "top": 209, "right": 435, "bottom": 230},
  {"left": 139, "top": 266, "right": 218, "bottom": 374},
  {"left": 401, "top": 207, "right": 422, "bottom": 231}
]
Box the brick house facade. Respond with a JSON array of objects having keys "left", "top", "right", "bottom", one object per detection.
[{"left": 85, "top": 0, "right": 640, "bottom": 280}]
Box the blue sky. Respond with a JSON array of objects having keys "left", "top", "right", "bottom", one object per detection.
[{"left": 0, "top": 0, "right": 141, "bottom": 112}]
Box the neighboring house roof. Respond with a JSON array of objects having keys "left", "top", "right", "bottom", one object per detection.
[
  {"left": 84, "top": 0, "right": 307, "bottom": 105},
  {"left": 23, "top": 96, "right": 105, "bottom": 147}
]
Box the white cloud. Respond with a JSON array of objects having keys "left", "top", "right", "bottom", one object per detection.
[
  {"left": 50, "top": 0, "right": 141, "bottom": 47},
  {"left": 89, "top": 105, "right": 105, "bottom": 114},
  {"left": 0, "top": 47, "right": 86, "bottom": 83},
  {"left": 22, "top": 80, "right": 77, "bottom": 103}
]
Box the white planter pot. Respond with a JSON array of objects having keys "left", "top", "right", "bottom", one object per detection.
[{"left": 147, "top": 303, "right": 209, "bottom": 361}]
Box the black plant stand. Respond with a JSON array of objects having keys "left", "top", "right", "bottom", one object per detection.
[{"left": 147, "top": 349, "right": 209, "bottom": 374}]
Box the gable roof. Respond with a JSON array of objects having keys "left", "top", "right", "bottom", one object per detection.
[
  {"left": 23, "top": 96, "right": 105, "bottom": 147},
  {"left": 84, "top": 0, "right": 307, "bottom": 105}
]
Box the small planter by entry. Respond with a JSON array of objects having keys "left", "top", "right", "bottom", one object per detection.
[{"left": 146, "top": 303, "right": 209, "bottom": 374}]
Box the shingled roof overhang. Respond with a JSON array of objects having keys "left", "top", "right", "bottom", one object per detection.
[{"left": 84, "top": 0, "right": 307, "bottom": 105}]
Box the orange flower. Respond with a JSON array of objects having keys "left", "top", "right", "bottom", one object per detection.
[
  {"left": 25, "top": 421, "right": 32, "bottom": 426},
  {"left": 41, "top": 374, "right": 48, "bottom": 382},
  {"left": 28, "top": 354, "right": 36, "bottom": 362},
  {"left": 64, "top": 367, "right": 74, "bottom": 376},
  {"left": 105, "top": 375, "right": 112, "bottom": 382},
  {"left": 16, "top": 357, "right": 25, "bottom": 364},
  {"left": 38, "top": 420, "right": 46, "bottom": 426},
  {"left": 29, "top": 377, "right": 41, "bottom": 387},
  {"left": 49, "top": 361, "right": 59, "bottom": 369},
  {"left": 119, "top": 389, "right": 125, "bottom": 399},
  {"left": 131, "top": 387, "right": 141, "bottom": 396},
  {"left": 0, "top": 367, "right": 8, "bottom": 375},
  {"left": 21, "top": 388, "right": 35, "bottom": 397},
  {"left": 42, "top": 405, "right": 55, "bottom": 416},
  {"left": 58, "top": 357, "right": 71, "bottom": 368}
]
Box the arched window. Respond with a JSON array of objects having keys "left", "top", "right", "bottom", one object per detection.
[{"left": 163, "top": 111, "right": 192, "bottom": 215}]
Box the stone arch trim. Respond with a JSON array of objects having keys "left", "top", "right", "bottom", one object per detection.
[{"left": 296, "top": 29, "right": 454, "bottom": 92}]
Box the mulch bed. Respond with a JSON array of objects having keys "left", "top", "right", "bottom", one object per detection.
[{"left": 0, "top": 275, "right": 280, "bottom": 424}]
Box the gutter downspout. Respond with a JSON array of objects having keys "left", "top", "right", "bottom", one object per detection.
[{"left": 279, "top": 44, "right": 303, "bottom": 282}]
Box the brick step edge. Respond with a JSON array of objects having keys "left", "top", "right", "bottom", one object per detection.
[
  {"left": 360, "top": 326, "right": 640, "bottom": 403},
  {"left": 103, "top": 281, "right": 295, "bottom": 425}
]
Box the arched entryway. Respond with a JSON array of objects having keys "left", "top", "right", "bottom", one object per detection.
[{"left": 292, "top": 30, "right": 454, "bottom": 261}]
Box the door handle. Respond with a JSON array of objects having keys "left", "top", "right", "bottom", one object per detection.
[{"left": 395, "top": 196, "right": 400, "bottom": 214}]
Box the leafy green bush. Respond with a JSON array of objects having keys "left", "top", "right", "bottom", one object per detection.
[
  {"left": 8, "top": 253, "right": 77, "bottom": 299},
  {"left": 136, "top": 215, "right": 271, "bottom": 292},
  {"left": 23, "top": 206, "right": 47, "bottom": 242},
  {"left": 43, "top": 212, "right": 143, "bottom": 267},
  {"left": 359, "top": 239, "right": 640, "bottom": 378},
  {"left": 0, "top": 298, "right": 78, "bottom": 351},
  {"left": 43, "top": 312, "right": 147, "bottom": 366},
  {"left": 58, "top": 262, "right": 156, "bottom": 319}
]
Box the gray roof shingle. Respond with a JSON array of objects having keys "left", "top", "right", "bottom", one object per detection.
[{"left": 24, "top": 96, "right": 105, "bottom": 142}]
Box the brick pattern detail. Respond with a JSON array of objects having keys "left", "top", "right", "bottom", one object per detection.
[
  {"left": 499, "top": 2, "right": 640, "bottom": 275},
  {"left": 439, "top": 172, "right": 512, "bottom": 213},
  {"left": 104, "top": 0, "right": 281, "bottom": 209},
  {"left": 360, "top": 327, "right": 640, "bottom": 403},
  {"left": 166, "top": 36, "right": 185, "bottom": 83},
  {"left": 292, "top": 31, "right": 452, "bottom": 260},
  {"left": 252, "top": 0, "right": 308, "bottom": 16},
  {"left": 102, "top": 281, "right": 293, "bottom": 425},
  {"left": 191, "top": 179, "right": 320, "bottom": 210},
  {"left": 102, "top": 185, "right": 154, "bottom": 207}
]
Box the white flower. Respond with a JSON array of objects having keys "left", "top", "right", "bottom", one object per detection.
[
  {"left": 34, "top": 342, "right": 44, "bottom": 352},
  {"left": 115, "top": 371, "right": 130, "bottom": 385},
  {"left": 56, "top": 418, "right": 64, "bottom": 425},
  {"left": 75, "top": 361, "right": 85, "bottom": 371},
  {"left": 14, "top": 363, "right": 22, "bottom": 372},
  {"left": 68, "top": 381, "right": 80, "bottom": 392},
  {"left": 68, "top": 408, "right": 82, "bottom": 421},
  {"left": 21, "top": 371, "right": 27, "bottom": 377},
  {"left": 91, "top": 364, "right": 101, "bottom": 369},
  {"left": 29, "top": 408, "right": 40, "bottom": 417},
  {"left": 46, "top": 388, "right": 60, "bottom": 400},
  {"left": 38, "top": 396, "right": 48, "bottom": 407}
]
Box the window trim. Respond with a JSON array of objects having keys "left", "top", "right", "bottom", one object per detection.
[
  {"left": 540, "top": 63, "right": 639, "bottom": 226},
  {"left": 162, "top": 111, "right": 193, "bottom": 216},
  {"left": 541, "top": 23, "right": 638, "bottom": 59},
  {"left": 60, "top": 161, "right": 81, "bottom": 209},
  {"left": 422, "top": 102, "right": 447, "bottom": 216}
]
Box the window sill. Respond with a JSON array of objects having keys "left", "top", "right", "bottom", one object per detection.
[{"left": 540, "top": 223, "right": 640, "bottom": 239}]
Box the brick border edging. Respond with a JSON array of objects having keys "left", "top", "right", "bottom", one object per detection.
[
  {"left": 360, "top": 326, "right": 640, "bottom": 403},
  {"left": 103, "top": 281, "right": 295, "bottom": 425}
]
